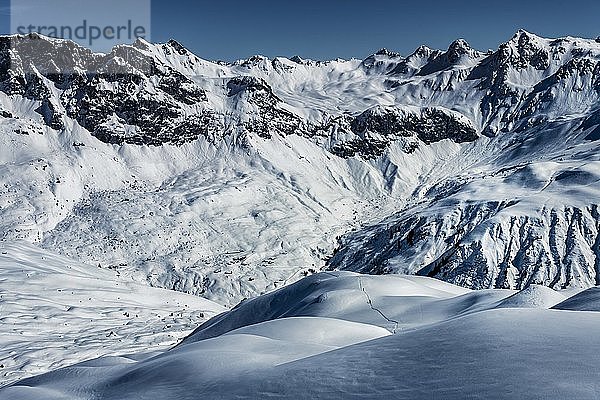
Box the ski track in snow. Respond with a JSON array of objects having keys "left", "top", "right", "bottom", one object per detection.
[
  {"left": 3, "top": 271, "right": 591, "bottom": 400},
  {"left": 357, "top": 276, "right": 400, "bottom": 333}
]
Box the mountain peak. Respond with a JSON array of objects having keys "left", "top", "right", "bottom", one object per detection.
[
  {"left": 133, "top": 36, "right": 152, "bottom": 50},
  {"left": 290, "top": 55, "right": 304, "bottom": 64},
  {"left": 512, "top": 28, "right": 540, "bottom": 40},
  {"left": 374, "top": 48, "right": 402, "bottom": 58},
  {"left": 411, "top": 45, "right": 435, "bottom": 58},
  {"left": 446, "top": 38, "right": 477, "bottom": 63},
  {"left": 509, "top": 29, "right": 547, "bottom": 47},
  {"left": 493, "top": 29, "right": 550, "bottom": 70},
  {"left": 448, "top": 38, "right": 471, "bottom": 51}
]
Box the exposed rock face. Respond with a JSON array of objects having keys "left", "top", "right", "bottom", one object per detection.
[
  {"left": 327, "top": 106, "right": 478, "bottom": 158},
  {"left": 63, "top": 69, "right": 210, "bottom": 146},
  {"left": 327, "top": 138, "right": 600, "bottom": 292},
  {"left": 429, "top": 205, "right": 600, "bottom": 290},
  {"left": 226, "top": 76, "right": 303, "bottom": 138},
  {"left": 501, "top": 30, "right": 550, "bottom": 71},
  {"left": 350, "top": 106, "right": 478, "bottom": 144},
  {"left": 466, "top": 30, "right": 594, "bottom": 135},
  {"left": 418, "top": 39, "right": 482, "bottom": 75},
  {"left": 329, "top": 201, "right": 600, "bottom": 291},
  {"left": 446, "top": 39, "right": 476, "bottom": 64},
  {"left": 0, "top": 35, "right": 216, "bottom": 145},
  {"left": 0, "top": 30, "right": 598, "bottom": 153},
  {"left": 330, "top": 138, "right": 391, "bottom": 159}
]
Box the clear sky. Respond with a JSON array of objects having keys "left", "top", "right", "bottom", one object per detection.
[
  {"left": 2, "top": 0, "right": 600, "bottom": 61},
  {"left": 147, "top": 0, "right": 600, "bottom": 61}
]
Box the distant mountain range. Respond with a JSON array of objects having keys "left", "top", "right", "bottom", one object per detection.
[{"left": 1, "top": 30, "right": 599, "bottom": 306}]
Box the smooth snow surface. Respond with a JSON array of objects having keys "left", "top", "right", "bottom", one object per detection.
[
  {"left": 5, "top": 271, "right": 596, "bottom": 400},
  {"left": 493, "top": 284, "right": 566, "bottom": 308},
  {"left": 552, "top": 287, "right": 600, "bottom": 311}
]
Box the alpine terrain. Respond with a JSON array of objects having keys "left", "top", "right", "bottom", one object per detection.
[{"left": 1, "top": 29, "right": 600, "bottom": 397}]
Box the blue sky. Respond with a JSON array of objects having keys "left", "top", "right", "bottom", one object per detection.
[
  {"left": 151, "top": 0, "right": 600, "bottom": 60},
  {"left": 3, "top": 0, "right": 600, "bottom": 60}
]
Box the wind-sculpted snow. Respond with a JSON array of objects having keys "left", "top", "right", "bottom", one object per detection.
[
  {"left": 0, "top": 29, "right": 600, "bottom": 306},
  {"left": 5, "top": 271, "right": 598, "bottom": 400},
  {"left": 552, "top": 287, "right": 600, "bottom": 311}
]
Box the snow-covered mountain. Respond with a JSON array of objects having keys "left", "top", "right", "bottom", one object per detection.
[
  {"left": 1, "top": 30, "right": 600, "bottom": 309},
  {"left": 2, "top": 29, "right": 600, "bottom": 396}
]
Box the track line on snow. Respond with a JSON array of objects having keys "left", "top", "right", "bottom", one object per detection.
[{"left": 358, "top": 277, "right": 399, "bottom": 334}]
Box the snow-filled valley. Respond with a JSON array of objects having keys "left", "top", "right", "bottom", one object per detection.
[{"left": 1, "top": 28, "right": 600, "bottom": 396}]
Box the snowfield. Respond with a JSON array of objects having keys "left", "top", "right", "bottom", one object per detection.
[
  {"left": 0, "top": 242, "right": 225, "bottom": 386},
  {"left": 3, "top": 270, "right": 600, "bottom": 399}
]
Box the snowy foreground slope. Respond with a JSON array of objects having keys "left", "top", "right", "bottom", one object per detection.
[
  {"left": 0, "top": 242, "right": 225, "bottom": 385},
  {"left": 9, "top": 271, "right": 600, "bottom": 399},
  {"left": 0, "top": 30, "right": 600, "bottom": 306}
]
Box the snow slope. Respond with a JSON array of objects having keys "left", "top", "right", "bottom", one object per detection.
[
  {"left": 0, "top": 241, "right": 225, "bottom": 386},
  {"left": 4, "top": 271, "right": 596, "bottom": 400},
  {"left": 552, "top": 286, "right": 600, "bottom": 311}
]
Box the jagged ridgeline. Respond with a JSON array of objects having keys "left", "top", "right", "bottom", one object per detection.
[
  {"left": 0, "top": 30, "right": 600, "bottom": 301},
  {"left": 0, "top": 34, "right": 213, "bottom": 144},
  {"left": 0, "top": 32, "right": 484, "bottom": 155}
]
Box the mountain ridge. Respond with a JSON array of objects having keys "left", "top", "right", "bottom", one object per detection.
[{"left": 0, "top": 29, "right": 599, "bottom": 304}]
